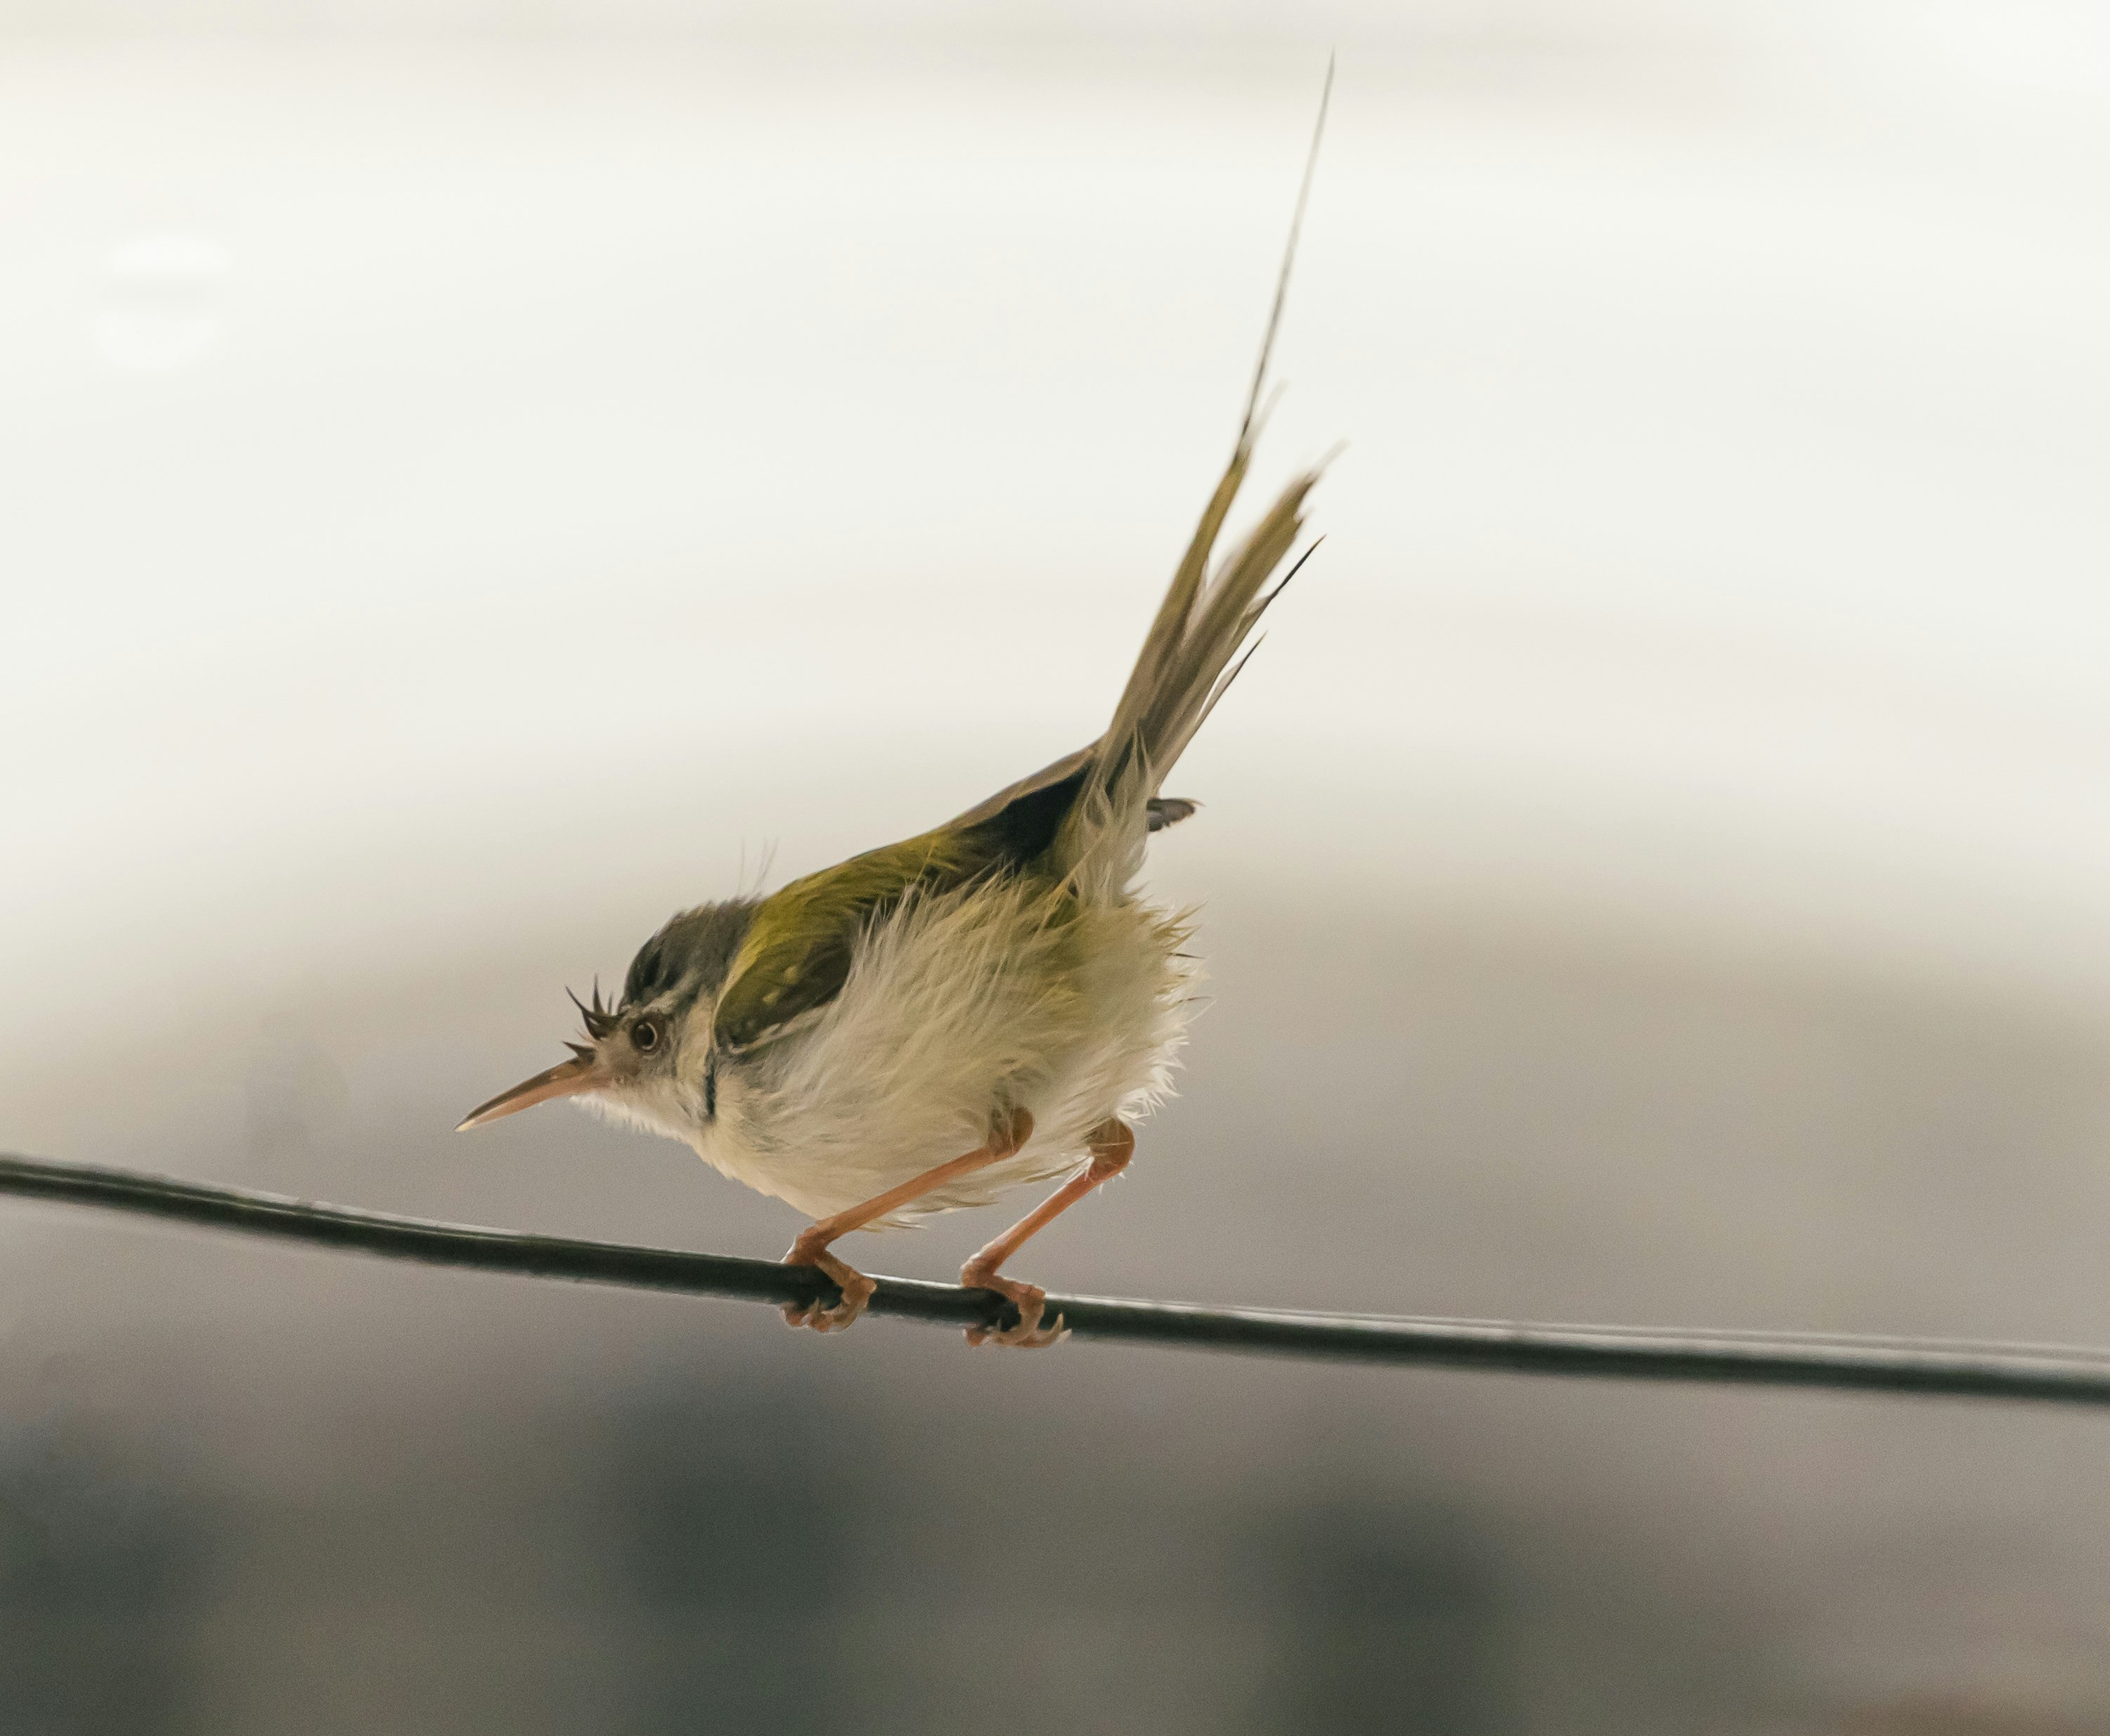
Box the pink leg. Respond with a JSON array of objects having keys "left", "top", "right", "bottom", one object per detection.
[
  {"left": 960, "top": 1118, "right": 1134, "bottom": 1349},
  {"left": 782, "top": 1108, "right": 1033, "bottom": 1335}
]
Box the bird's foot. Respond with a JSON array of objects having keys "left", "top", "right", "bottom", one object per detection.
[
  {"left": 781, "top": 1242, "right": 875, "bottom": 1334},
  {"left": 961, "top": 1263, "right": 1066, "bottom": 1349}
]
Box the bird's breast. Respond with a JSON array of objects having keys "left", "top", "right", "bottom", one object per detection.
[{"left": 673, "top": 878, "right": 1199, "bottom": 1223}]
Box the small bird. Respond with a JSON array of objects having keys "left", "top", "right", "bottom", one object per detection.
[{"left": 458, "top": 77, "right": 1333, "bottom": 1347}]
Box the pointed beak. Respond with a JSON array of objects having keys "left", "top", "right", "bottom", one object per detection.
[{"left": 455, "top": 1054, "right": 606, "bottom": 1132}]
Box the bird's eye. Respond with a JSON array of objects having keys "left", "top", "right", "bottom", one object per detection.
[{"left": 633, "top": 1018, "right": 661, "bottom": 1053}]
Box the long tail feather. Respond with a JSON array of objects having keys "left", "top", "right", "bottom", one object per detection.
[{"left": 1095, "top": 60, "right": 1333, "bottom": 800}]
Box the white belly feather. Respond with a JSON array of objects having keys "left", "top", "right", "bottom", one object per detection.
[{"left": 691, "top": 877, "right": 1196, "bottom": 1224}]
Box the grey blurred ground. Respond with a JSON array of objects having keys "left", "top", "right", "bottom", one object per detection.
[
  {"left": 9, "top": 890, "right": 2110, "bottom": 1732},
  {"left": 7, "top": 10, "right": 2110, "bottom": 1733}
]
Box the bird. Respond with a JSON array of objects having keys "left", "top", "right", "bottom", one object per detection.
[{"left": 457, "top": 72, "right": 1333, "bottom": 1348}]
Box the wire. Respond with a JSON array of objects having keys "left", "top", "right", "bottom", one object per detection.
[{"left": 5, "top": 1150, "right": 2109, "bottom": 1408}]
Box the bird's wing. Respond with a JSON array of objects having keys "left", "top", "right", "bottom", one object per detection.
[
  {"left": 940, "top": 744, "right": 1096, "bottom": 834},
  {"left": 713, "top": 754, "right": 1198, "bottom": 1054},
  {"left": 711, "top": 828, "right": 990, "bottom": 1054},
  {"left": 943, "top": 746, "right": 1199, "bottom": 839}
]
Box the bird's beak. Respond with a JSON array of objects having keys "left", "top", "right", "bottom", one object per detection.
[{"left": 455, "top": 1054, "right": 606, "bottom": 1132}]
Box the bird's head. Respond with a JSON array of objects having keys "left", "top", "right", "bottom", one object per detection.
[
  {"left": 452, "top": 980, "right": 678, "bottom": 1132},
  {"left": 454, "top": 898, "right": 760, "bottom": 1136}
]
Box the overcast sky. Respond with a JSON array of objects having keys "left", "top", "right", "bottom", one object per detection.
[{"left": 4, "top": 3, "right": 2109, "bottom": 1074}]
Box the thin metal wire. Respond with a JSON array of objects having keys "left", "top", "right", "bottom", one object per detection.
[{"left": 6, "top": 1150, "right": 2110, "bottom": 1409}]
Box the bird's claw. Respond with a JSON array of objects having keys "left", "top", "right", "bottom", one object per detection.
[
  {"left": 781, "top": 1296, "right": 869, "bottom": 1333},
  {"left": 962, "top": 1275, "right": 1068, "bottom": 1349},
  {"left": 970, "top": 1311, "right": 1068, "bottom": 1349},
  {"left": 781, "top": 1252, "right": 874, "bottom": 1334}
]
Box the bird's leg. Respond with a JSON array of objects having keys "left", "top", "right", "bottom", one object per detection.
[
  {"left": 961, "top": 1118, "right": 1134, "bottom": 1349},
  {"left": 781, "top": 1107, "right": 1034, "bottom": 1334}
]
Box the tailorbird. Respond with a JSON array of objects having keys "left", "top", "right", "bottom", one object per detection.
[{"left": 458, "top": 75, "right": 1333, "bottom": 1347}]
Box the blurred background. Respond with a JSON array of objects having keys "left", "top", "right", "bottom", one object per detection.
[{"left": 6, "top": 2, "right": 2110, "bottom": 1730}]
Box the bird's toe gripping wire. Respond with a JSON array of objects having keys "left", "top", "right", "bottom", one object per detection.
[
  {"left": 778, "top": 1107, "right": 1037, "bottom": 1337},
  {"left": 959, "top": 1118, "right": 1134, "bottom": 1352},
  {"left": 780, "top": 1244, "right": 876, "bottom": 1333},
  {"left": 962, "top": 1274, "right": 1068, "bottom": 1349}
]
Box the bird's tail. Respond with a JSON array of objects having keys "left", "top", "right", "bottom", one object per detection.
[
  {"left": 1062, "top": 63, "right": 1332, "bottom": 888},
  {"left": 1094, "top": 434, "right": 1322, "bottom": 805}
]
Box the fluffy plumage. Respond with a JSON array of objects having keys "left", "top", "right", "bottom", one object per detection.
[
  {"left": 588, "top": 424, "right": 1318, "bottom": 1224},
  {"left": 459, "top": 63, "right": 1336, "bottom": 1330}
]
